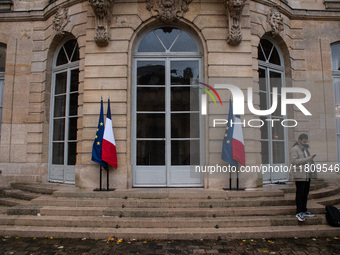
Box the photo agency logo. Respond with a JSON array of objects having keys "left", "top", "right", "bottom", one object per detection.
[{"left": 198, "top": 83, "right": 312, "bottom": 128}]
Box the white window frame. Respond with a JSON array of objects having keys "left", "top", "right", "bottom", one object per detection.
[
  {"left": 331, "top": 43, "right": 340, "bottom": 161},
  {"left": 258, "top": 37, "right": 289, "bottom": 183},
  {"left": 48, "top": 38, "right": 79, "bottom": 184}
]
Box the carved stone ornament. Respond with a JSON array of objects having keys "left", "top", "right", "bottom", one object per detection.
[
  {"left": 267, "top": 6, "right": 284, "bottom": 36},
  {"left": 53, "top": 6, "right": 69, "bottom": 35},
  {"left": 224, "top": 0, "right": 247, "bottom": 46},
  {"left": 89, "top": 0, "right": 114, "bottom": 47},
  {"left": 146, "top": 0, "right": 192, "bottom": 23}
]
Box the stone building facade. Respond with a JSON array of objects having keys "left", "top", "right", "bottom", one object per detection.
[{"left": 0, "top": 0, "right": 339, "bottom": 189}]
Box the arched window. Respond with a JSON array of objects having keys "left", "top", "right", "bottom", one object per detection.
[
  {"left": 258, "top": 38, "right": 288, "bottom": 183},
  {"left": 132, "top": 27, "right": 203, "bottom": 187},
  {"left": 331, "top": 43, "right": 340, "bottom": 160},
  {"left": 49, "top": 38, "right": 79, "bottom": 183},
  {"left": 0, "top": 43, "right": 6, "bottom": 139}
]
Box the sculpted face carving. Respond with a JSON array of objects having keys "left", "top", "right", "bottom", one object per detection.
[
  {"left": 161, "top": 0, "right": 175, "bottom": 8},
  {"left": 90, "top": 0, "right": 110, "bottom": 18},
  {"left": 147, "top": 0, "right": 192, "bottom": 23},
  {"left": 89, "top": 0, "right": 114, "bottom": 47},
  {"left": 227, "top": 0, "right": 246, "bottom": 20},
  {"left": 268, "top": 7, "right": 284, "bottom": 36},
  {"left": 53, "top": 6, "right": 68, "bottom": 35},
  {"left": 224, "top": 0, "right": 246, "bottom": 45}
]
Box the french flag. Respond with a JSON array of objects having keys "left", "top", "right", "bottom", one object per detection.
[
  {"left": 102, "top": 99, "right": 118, "bottom": 169},
  {"left": 232, "top": 115, "right": 246, "bottom": 166},
  {"left": 222, "top": 100, "right": 245, "bottom": 167}
]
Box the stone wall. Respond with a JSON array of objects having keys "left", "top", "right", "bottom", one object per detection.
[{"left": 0, "top": 0, "right": 339, "bottom": 188}]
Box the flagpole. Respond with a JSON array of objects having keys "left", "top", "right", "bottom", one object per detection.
[
  {"left": 236, "top": 163, "right": 239, "bottom": 190},
  {"left": 99, "top": 166, "right": 102, "bottom": 191},
  {"left": 107, "top": 166, "right": 109, "bottom": 191},
  {"left": 229, "top": 168, "right": 232, "bottom": 190}
]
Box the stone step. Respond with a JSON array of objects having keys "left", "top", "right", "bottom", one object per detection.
[
  {"left": 14, "top": 205, "right": 323, "bottom": 217},
  {"left": 10, "top": 183, "right": 57, "bottom": 195},
  {"left": 313, "top": 194, "right": 340, "bottom": 207},
  {"left": 7, "top": 205, "right": 41, "bottom": 216},
  {"left": 0, "top": 225, "right": 339, "bottom": 240},
  {"left": 53, "top": 189, "right": 285, "bottom": 200},
  {"left": 3, "top": 189, "right": 40, "bottom": 201},
  {"left": 285, "top": 185, "right": 340, "bottom": 200},
  {"left": 30, "top": 196, "right": 295, "bottom": 208},
  {"left": 280, "top": 180, "right": 328, "bottom": 193},
  {"left": 0, "top": 214, "right": 323, "bottom": 228},
  {"left": 0, "top": 197, "right": 23, "bottom": 207}
]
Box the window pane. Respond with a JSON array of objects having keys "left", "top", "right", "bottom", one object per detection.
[
  {"left": 273, "top": 95, "right": 282, "bottom": 117},
  {"left": 137, "top": 87, "right": 165, "bottom": 111},
  {"left": 336, "top": 114, "right": 340, "bottom": 133},
  {"left": 269, "top": 71, "right": 282, "bottom": 94},
  {"left": 56, "top": 48, "right": 68, "bottom": 66},
  {"left": 334, "top": 77, "right": 340, "bottom": 105},
  {"left": 259, "top": 68, "right": 266, "bottom": 91},
  {"left": 331, "top": 43, "right": 340, "bottom": 71},
  {"left": 137, "top": 61, "right": 165, "bottom": 85},
  {"left": 53, "top": 119, "right": 65, "bottom": 141},
  {"left": 52, "top": 142, "right": 64, "bottom": 164},
  {"left": 258, "top": 44, "right": 266, "bottom": 61},
  {"left": 171, "top": 140, "right": 200, "bottom": 165},
  {"left": 68, "top": 142, "right": 77, "bottom": 165},
  {"left": 171, "top": 113, "right": 199, "bottom": 138},
  {"left": 272, "top": 141, "right": 285, "bottom": 164},
  {"left": 171, "top": 87, "right": 199, "bottom": 111},
  {"left": 272, "top": 119, "right": 284, "bottom": 140},
  {"left": 54, "top": 95, "right": 66, "bottom": 118},
  {"left": 69, "top": 93, "right": 78, "bottom": 116},
  {"left": 71, "top": 44, "right": 79, "bottom": 62},
  {"left": 0, "top": 78, "right": 3, "bottom": 106},
  {"left": 154, "top": 28, "right": 181, "bottom": 50},
  {"left": 171, "top": 61, "right": 199, "bottom": 85},
  {"left": 259, "top": 91, "right": 267, "bottom": 111},
  {"left": 55, "top": 72, "right": 67, "bottom": 95},
  {"left": 70, "top": 69, "right": 79, "bottom": 92},
  {"left": 64, "top": 39, "right": 77, "bottom": 61},
  {"left": 260, "top": 117, "right": 268, "bottom": 140},
  {"left": 68, "top": 117, "right": 78, "bottom": 141},
  {"left": 0, "top": 45, "right": 6, "bottom": 72},
  {"left": 137, "top": 113, "right": 165, "bottom": 138},
  {"left": 261, "top": 141, "right": 269, "bottom": 164},
  {"left": 269, "top": 47, "right": 281, "bottom": 65},
  {"left": 260, "top": 39, "right": 274, "bottom": 61},
  {"left": 137, "top": 141, "right": 165, "bottom": 165},
  {"left": 171, "top": 31, "right": 198, "bottom": 52},
  {"left": 338, "top": 135, "right": 340, "bottom": 160},
  {"left": 138, "top": 31, "right": 165, "bottom": 52},
  {"left": 0, "top": 109, "right": 2, "bottom": 135}
]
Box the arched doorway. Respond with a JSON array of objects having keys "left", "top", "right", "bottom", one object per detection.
[
  {"left": 258, "top": 38, "right": 289, "bottom": 183},
  {"left": 48, "top": 38, "right": 79, "bottom": 183},
  {"left": 132, "top": 27, "right": 204, "bottom": 187}
]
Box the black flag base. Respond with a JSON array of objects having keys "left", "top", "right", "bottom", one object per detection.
[
  {"left": 94, "top": 188, "right": 116, "bottom": 192},
  {"left": 223, "top": 164, "right": 244, "bottom": 191},
  {"left": 93, "top": 166, "right": 116, "bottom": 192}
]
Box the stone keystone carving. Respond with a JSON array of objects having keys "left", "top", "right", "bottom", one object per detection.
[
  {"left": 89, "top": 0, "right": 114, "bottom": 47},
  {"left": 53, "top": 6, "right": 69, "bottom": 35},
  {"left": 146, "top": 0, "right": 192, "bottom": 23},
  {"left": 224, "top": 0, "right": 247, "bottom": 45},
  {"left": 267, "top": 6, "right": 284, "bottom": 36}
]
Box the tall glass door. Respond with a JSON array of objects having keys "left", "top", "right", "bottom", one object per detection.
[{"left": 132, "top": 59, "right": 203, "bottom": 187}]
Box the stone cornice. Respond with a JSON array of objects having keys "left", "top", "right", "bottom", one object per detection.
[
  {"left": 0, "top": 0, "right": 85, "bottom": 22},
  {"left": 253, "top": 0, "right": 340, "bottom": 21},
  {"left": 0, "top": 0, "right": 339, "bottom": 23}
]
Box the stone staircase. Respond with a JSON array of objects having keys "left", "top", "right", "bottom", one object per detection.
[{"left": 0, "top": 181, "right": 340, "bottom": 240}]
